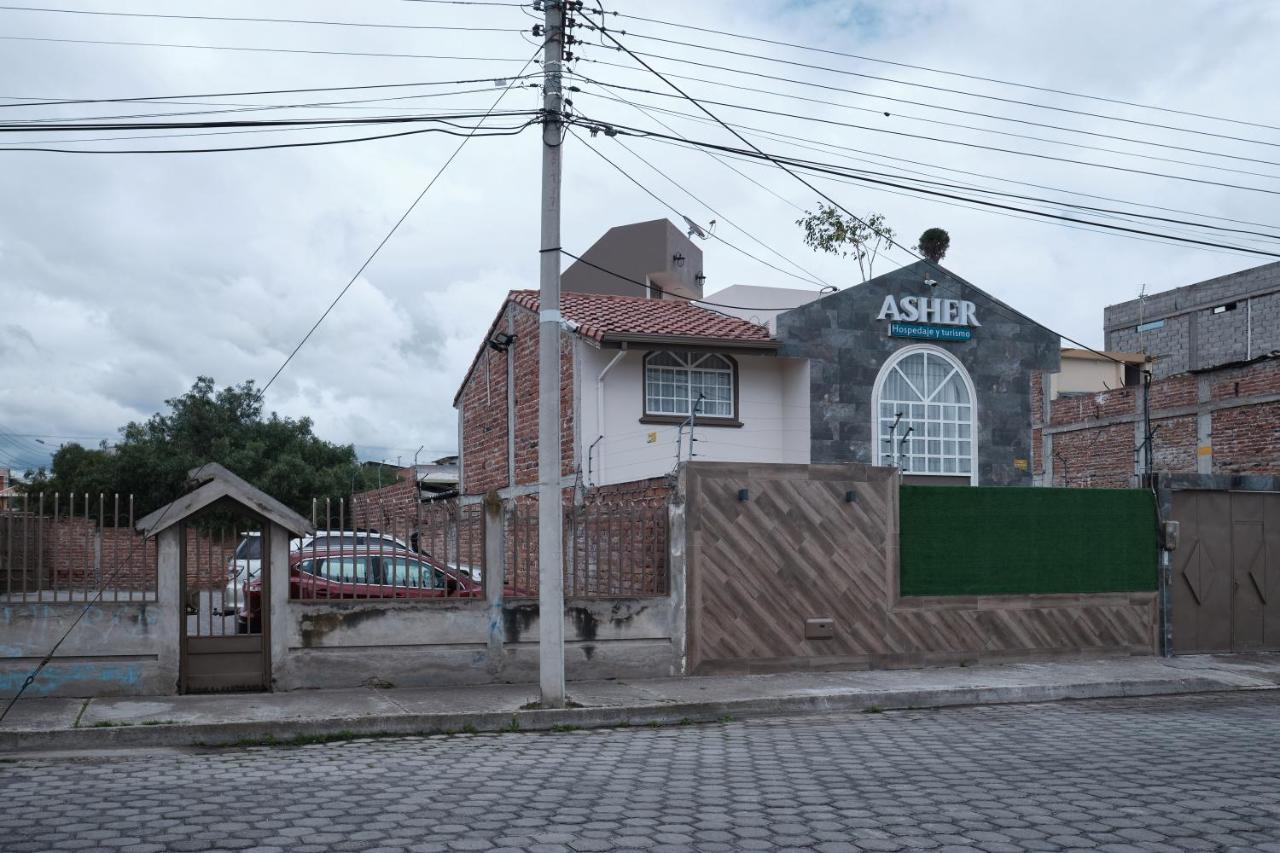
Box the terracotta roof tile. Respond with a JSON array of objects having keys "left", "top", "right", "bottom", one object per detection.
[{"left": 509, "top": 290, "right": 773, "bottom": 343}]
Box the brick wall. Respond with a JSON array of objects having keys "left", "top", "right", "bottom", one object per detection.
[
  {"left": 1034, "top": 356, "right": 1280, "bottom": 486},
  {"left": 350, "top": 479, "right": 418, "bottom": 530},
  {"left": 457, "top": 298, "right": 577, "bottom": 496},
  {"left": 0, "top": 512, "right": 238, "bottom": 593}
]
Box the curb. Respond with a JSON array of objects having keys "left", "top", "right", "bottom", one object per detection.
[{"left": 1, "top": 674, "right": 1268, "bottom": 754}]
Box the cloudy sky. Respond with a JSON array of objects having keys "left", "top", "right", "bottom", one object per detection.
[{"left": 2, "top": 0, "right": 1277, "bottom": 474}]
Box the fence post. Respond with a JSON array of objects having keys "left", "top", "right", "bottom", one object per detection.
[{"left": 483, "top": 492, "right": 505, "bottom": 675}]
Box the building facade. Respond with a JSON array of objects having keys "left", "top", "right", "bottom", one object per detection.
[
  {"left": 776, "top": 261, "right": 1060, "bottom": 486},
  {"left": 1105, "top": 261, "right": 1280, "bottom": 379},
  {"left": 1037, "top": 261, "right": 1280, "bottom": 486}
]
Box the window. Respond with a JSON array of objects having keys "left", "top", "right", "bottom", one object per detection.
[
  {"left": 644, "top": 352, "right": 735, "bottom": 419},
  {"left": 874, "top": 347, "right": 975, "bottom": 478},
  {"left": 312, "top": 556, "right": 369, "bottom": 583},
  {"left": 1211, "top": 302, "right": 1237, "bottom": 315},
  {"left": 1136, "top": 319, "right": 1165, "bottom": 332}
]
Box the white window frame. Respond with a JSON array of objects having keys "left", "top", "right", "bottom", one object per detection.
[
  {"left": 643, "top": 351, "right": 736, "bottom": 419},
  {"left": 871, "top": 344, "right": 978, "bottom": 485}
]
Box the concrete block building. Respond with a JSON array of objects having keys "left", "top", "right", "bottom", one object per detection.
[{"left": 1105, "top": 261, "right": 1280, "bottom": 379}]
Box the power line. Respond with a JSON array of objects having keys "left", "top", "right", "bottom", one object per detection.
[
  {"left": 560, "top": 249, "right": 814, "bottom": 312},
  {"left": 0, "top": 118, "right": 536, "bottom": 154},
  {"left": 571, "top": 128, "right": 829, "bottom": 288},
  {"left": 583, "top": 8, "right": 1280, "bottom": 135},
  {"left": 583, "top": 118, "right": 1280, "bottom": 258},
  {"left": 566, "top": 76, "right": 1280, "bottom": 196},
  {"left": 1, "top": 34, "right": 532, "bottom": 63},
  {"left": 573, "top": 24, "right": 1252, "bottom": 367},
  {"left": 0, "top": 109, "right": 539, "bottom": 131},
  {"left": 571, "top": 63, "right": 1280, "bottom": 172},
  {"left": 578, "top": 85, "right": 1280, "bottom": 247},
  {"left": 570, "top": 77, "right": 1280, "bottom": 239},
  {"left": 257, "top": 48, "right": 542, "bottom": 397},
  {"left": 0, "top": 75, "right": 542, "bottom": 109},
  {"left": 580, "top": 14, "right": 1280, "bottom": 147},
  {"left": 0, "top": 5, "right": 524, "bottom": 32}
]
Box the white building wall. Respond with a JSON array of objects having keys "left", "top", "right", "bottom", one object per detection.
[{"left": 579, "top": 345, "right": 810, "bottom": 487}]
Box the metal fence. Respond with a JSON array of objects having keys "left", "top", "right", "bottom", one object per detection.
[
  {"left": 294, "top": 497, "right": 484, "bottom": 601},
  {"left": 0, "top": 492, "right": 156, "bottom": 602},
  {"left": 505, "top": 498, "right": 669, "bottom": 598}
]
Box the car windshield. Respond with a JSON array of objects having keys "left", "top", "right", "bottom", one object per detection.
[
  {"left": 298, "top": 556, "right": 451, "bottom": 589},
  {"left": 234, "top": 536, "right": 262, "bottom": 560}
]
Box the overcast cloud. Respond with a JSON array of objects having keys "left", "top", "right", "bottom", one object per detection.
[{"left": 2, "top": 0, "right": 1277, "bottom": 473}]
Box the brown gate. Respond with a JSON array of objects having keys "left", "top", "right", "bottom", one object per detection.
[
  {"left": 1172, "top": 490, "right": 1280, "bottom": 654},
  {"left": 179, "top": 519, "right": 271, "bottom": 693}
]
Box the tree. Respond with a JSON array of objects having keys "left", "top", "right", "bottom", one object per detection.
[
  {"left": 796, "top": 204, "right": 895, "bottom": 282},
  {"left": 24, "top": 377, "right": 385, "bottom": 515},
  {"left": 915, "top": 227, "right": 951, "bottom": 263}
]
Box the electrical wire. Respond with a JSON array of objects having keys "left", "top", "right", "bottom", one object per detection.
[
  {"left": 569, "top": 75, "right": 1280, "bottom": 239},
  {"left": 582, "top": 8, "right": 1280, "bottom": 134},
  {"left": 1, "top": 34, "right": 532, "bottom": 64},
  {"left": 573, "top": 23, "right": 1258, "bottom": 366},
  {"left": 579, "top": 14, "right": 1280, "bottom": 147},
  {"left": 580, "top": 118, "right": 1280, "bottom": 258},
  {"left": 565, "top": 77, "right": 1280, "bottom": 195},
  {"left": 0, "top": 75, "right": 542, "bottom": 109},
  {"left": 0, "top": 118, "right": 536, "bottom": 154},
  {"left": 571, "top": 128, "right": 829, "bottom": 289},
  {"left": 0, "top": 5, "right": 524, "bottom": 32},
  {"left": 575, "top": 86, "right": 1280, "bottom": 247},
  {"left": 571, "top": 64, "right": 1280, "bottom": 172},
  {"left": 257, "top": 47, "right": 542, "bottom": 396}
]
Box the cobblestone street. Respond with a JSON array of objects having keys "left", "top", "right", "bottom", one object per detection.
[{"left": 3, "top": 692, "right": 1279, "bottom": 852}]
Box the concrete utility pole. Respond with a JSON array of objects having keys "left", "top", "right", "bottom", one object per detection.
[{"left": 536, "top": 0, "right": 567, "bottom": 708}]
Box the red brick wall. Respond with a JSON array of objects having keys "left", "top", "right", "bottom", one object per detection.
[
  {"left": 0, "top": 512, "right": 237, "bottom": 593},
  {"left": 458, "top": 300, "right": 576, "bottom": 496},
  {"left": 1040, "top": 357, "right": 1280, "bottom": 485},
  {"left": 350, "top": 480, "right": 418, "bottom": 530},
  {"left": 1212, "top": 401, "right": 1280, "bottom": 474}
]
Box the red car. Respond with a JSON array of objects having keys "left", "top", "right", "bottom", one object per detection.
[{"left": 237, "top": 546, "right": 495, "bottom": 632}]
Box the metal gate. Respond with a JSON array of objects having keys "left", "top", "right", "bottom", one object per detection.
[
  {"left": 179, "top": 519, "right": 270, "bottom": 693},
  {"left": 1171, "top": 490, "right": 1280, "bottom": 654}
]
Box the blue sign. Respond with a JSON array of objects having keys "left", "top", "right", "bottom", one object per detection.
[{"left": 889, "top": 322, "right": 972, "bottom": 342}]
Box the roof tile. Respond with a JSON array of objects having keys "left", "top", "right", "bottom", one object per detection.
[{"left": 509, "top": 290, "right": 772, "bottom": 343}]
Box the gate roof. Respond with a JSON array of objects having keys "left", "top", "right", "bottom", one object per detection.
[{"left": 135, "top": 463, "right": 313, "bottom": 537}]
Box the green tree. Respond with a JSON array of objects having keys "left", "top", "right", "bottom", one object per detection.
[
  {"left": 25, "top": 377, "right": 384, "bottom": 515},
  {"left": 796, "top": 204, "right": 895, "bottom": 282},
  {"left": 915, "top": 227, "right": 951, "bottom": 263}
]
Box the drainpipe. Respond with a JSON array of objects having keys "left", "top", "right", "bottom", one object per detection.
[
  {"left": 593, "top": 346, "right": 627, "bottom": 486},
  {"left": 1246, "top": 297, "right": 1253, "bottom": 361}
]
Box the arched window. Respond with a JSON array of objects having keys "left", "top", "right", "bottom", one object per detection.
[{"left": 874, "top": 346, "right": 975, "bottom": 479}]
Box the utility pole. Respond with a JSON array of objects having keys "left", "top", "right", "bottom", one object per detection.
[{"left": 536, "top": 0, "right": 567, "bottom": 708}]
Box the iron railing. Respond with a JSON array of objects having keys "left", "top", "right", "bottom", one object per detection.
[{"left": 0, "top": 492, "right": 156, "bottom": 602}]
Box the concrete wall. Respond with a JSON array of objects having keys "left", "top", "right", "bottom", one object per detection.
[
  {"left": 1106, "top": 261, "right": 1280, "bottom": 378},
  {"left": 681, "top": 462, "right": 1156, "bottom": 674},
  {"left": 272, "top": 596, "right": 682, "bottom": 691},
  {"left": 0, "top": 527, "right": 180, "bottom": 698},
  {"left": 776, "top": 261, "right": 1061, "bottom": 486},
  {"left": 578, "top": 344, "right": 809, "bottom": 488}
]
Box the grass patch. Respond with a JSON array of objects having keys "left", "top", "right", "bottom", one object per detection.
[
  {"left": 862, "top": 705, "right": 884, "bottom": 714},
  {"left": 550, "top": 723, "right": 580, "bottom": 733},
  {"left": 91, "top": 720, "right": 132, "bottom": 728}
]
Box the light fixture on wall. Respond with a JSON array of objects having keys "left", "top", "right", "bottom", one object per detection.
[
  {"left": 672, "top": 252, "right": 686, "bottom": 268},
  {"left": 695, "top": 273, "right": 706, "bottom": 287},
  {"left": 487, "top": 331, "right": 516, "bottom": 352}
]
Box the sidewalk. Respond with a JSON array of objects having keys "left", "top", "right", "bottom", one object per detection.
[{"left": 3, "top": 654, "right": 1278, "bottom": 754}]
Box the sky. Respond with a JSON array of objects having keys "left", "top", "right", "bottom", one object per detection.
[{"left": 2, "top": 0, "right": 1278, "bottom": 474}]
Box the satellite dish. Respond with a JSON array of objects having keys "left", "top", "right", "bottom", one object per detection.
[{"left": 683, "top": 216, "right": 707, "bottom": 239}]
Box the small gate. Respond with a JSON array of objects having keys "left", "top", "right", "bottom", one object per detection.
[
  {"left": 135, "top": 463, "right": 312, "bottom": 695},
  {"left": 1172, "top": 490, "right": 1280, "bottom": 654},
  {"left": 179, "top": 518, "right": 270, "bottom": 693}
]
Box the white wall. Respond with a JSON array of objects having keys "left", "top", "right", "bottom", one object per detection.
[{"left": 579, "top": 345, "right": 810, "bottom": 487}]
